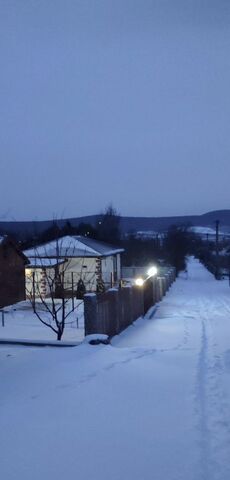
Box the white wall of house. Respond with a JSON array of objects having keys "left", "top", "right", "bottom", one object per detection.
[
  {"left": 101, "top": 256, "right": 113, "bottom": 287},
  {"left": 26, "top": 258, "right": 97, "bottom": 297},
  {"left": 26, "top": 267, "right": 41, "bottom": 297},
  {"left": 64, "top": 257, "right": 97, "bottom": 291},
  {"left": 25, "top": 253, "right": 122, "bottom": 297},
  {"left": 101, "top": 254, "right": 122, "bottom": 286},
  {"left": 25, "top": 267, "right": 56, "bottom": 298},
  {"left": 62, "top": 255, "right": 122, "bottom": 290},
  {"left": 117, "top": 254, "right": 121, "bottom": 280}
]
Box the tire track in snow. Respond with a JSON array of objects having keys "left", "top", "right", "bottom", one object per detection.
[
  {"left": 194, "top": 296, "right": 230, "bottom": 480},
  {"left": 195, "top": 317, "right": 213, "bottom": 479},
  {"left": 169, "top": 284, "right": 230, "bottom": 480}
]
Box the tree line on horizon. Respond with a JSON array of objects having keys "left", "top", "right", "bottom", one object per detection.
[{"left": 1, "top": 204, "right": 225, "bottom": 276}]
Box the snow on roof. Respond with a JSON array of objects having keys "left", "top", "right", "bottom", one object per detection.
[
  {"left": 26, "top": 257, "right": 66, "bottom": 268},
  {"left": 24, "top": 236, "right": 97, "bottom": 258},
  {"left": 189, "top": 226, "right": 229, "bottom": 236},
  {"left": 74, "top": 236, "right": 124, "bottom": 256},
  {"left": 189, "top": 226, "right": 217, "bottom": 235},
  {"left": 24, "top": 235, "right": 124, "bottom": 259}
]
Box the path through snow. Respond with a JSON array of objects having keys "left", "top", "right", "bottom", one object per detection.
[{"left": 113, "top": 257, "right": 230, "bottom": 479}]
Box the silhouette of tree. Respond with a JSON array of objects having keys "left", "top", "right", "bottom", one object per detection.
[
  {"left": 163, "top": 225, "right": 190, "bottom": 274},
  {"left": 97, "top": 204, "right": 121, "bottom": 244}
]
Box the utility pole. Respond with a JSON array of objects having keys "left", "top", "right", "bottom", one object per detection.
[{"left": 215, "top": 220, "right": 220, "bottom": 279}]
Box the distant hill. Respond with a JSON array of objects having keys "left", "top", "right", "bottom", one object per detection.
[
  {"left": 120, "top": 210, "right": 230, "bottom": 233},
  {"left": 1, "top": 210, "right": 230, "bottom": 240}
]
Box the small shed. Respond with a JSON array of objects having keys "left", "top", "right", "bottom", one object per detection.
[
  {"left": 0, "top": 236, "right": 28, "bottom": 308},
  {"left": 24, "top": 235, "right": 124, "bottom": 298}
]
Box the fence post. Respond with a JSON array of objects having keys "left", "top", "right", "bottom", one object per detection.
[
  {"left": 120, "top": 285, "right": 133, "bottom": 330},
  {"left": 157, "top": 277, "right": 163, "bottom": 301},
  {"left": 168, "top": 270, "right": 172, "bottom": 286},
  {"left": 152, "top": 277, "right": 157, "bottom": 305},
  {"left": 84, "top": 293, "right": 98, "bottom": 336},
  {"left": 1, "top": 310, "right": 5, "bottom": 327},
  {"left": 108, "top": 288, "right": 120, "bottom": 335},
  {"left": 164, "top": 274, "right": 168, "bottom": 291},
  {"left": 132, "top": 285, "right": 144, "bottom": 319},
  {"left": 124, "top": 285, "right": 133, "bottom": 328},
  {"left": 71, "top": 272, "right": 75, "bottom": 311}
]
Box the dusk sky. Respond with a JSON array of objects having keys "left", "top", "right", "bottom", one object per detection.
[{"left": 1, "top": 0, "right": 230, "bottom": 221}]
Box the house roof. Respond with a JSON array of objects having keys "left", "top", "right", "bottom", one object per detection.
[
  {"left": 0, "top": 235, "right": 29, "bottom": 263},
  {"left": 24, "top": 235, "right": 124, "bottom": 259}
]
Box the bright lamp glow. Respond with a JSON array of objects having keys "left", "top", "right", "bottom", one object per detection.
[
  {"left": 147, "top": 266, "right": 158, "bottom": 277},
  {"left": 135, "top": 277, "right": 144, "bottom": 287}
]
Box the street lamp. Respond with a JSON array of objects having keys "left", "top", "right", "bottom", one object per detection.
[
  {"left": 147, "top": 266, "right": 158, "bottom": 277},
  {"left": 135, "top": 265, "right": 158, "bottom": 287},
  {"left": 135, "top": 277, "right": 145, "bottom": 287}
]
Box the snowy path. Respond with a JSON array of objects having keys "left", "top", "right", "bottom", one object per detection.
[
  {"left": 112, "top": 259, "right": 230, "bottom": 479},
  {"left": 1, "top": 257, "right": 230, "bottom": 480}
]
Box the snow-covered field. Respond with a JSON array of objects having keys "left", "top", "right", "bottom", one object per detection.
[
  {"left": 1, "top": 257, "right": 230, "bottom": 480},
  {"left": 0, "top": 299, "right": 84, "bottom": 343}
]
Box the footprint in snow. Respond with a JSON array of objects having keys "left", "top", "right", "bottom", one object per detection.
[{"left": 56, "top": 383, "right": 72, "bottom": 390}]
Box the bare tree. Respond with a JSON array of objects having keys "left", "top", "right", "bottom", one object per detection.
[{"left": 26, "top": 237, "right": 90, "bottom": 340}]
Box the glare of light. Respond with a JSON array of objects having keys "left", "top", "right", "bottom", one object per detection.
[
  {"left": 135, "top": 277, "right": 144, "bottom": 287},
  {"left": 147, "top": 266, "right": 158, "bottom": 277}
]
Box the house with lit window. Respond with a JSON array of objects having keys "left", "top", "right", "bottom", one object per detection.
[{"left": 24, "top": 235, "right": 124, "bottom": 298}]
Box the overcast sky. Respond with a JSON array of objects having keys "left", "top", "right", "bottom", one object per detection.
[{"left": 0, "top": 0, "right": 230, "bottom": 221}]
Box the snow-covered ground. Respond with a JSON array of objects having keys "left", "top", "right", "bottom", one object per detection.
[
  {"left": 0, "top": 299, "right": 84, "bottom": 342},
  {"left": 1, "top": 257, "right": 230, "bottom": 480}
]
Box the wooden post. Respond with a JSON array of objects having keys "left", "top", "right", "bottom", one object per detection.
[
  {"left": 215, "top": 220, "right": 220, "bottom": 279},
  {"left": 32, "top": 271, "right": 35, "bottom": 310},
  {"left": 84, "top": 293, "right": 98, "bottom": 336},
  {"left": 71, "top": 272, "right": 74, "bottom": 311},
  {"left": 1, "top": 310, "right": 5, "bottom": 327},
  {"left": 108, "top": 288, "right": 119, "bottom": 335}
]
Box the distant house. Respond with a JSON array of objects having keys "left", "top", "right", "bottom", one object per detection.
[
  {"left": 0, "top": 236, "right": 28, "bottom": 308},
  {"left": 24, "top": 235, "right": 124, "bottom": 298}
]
